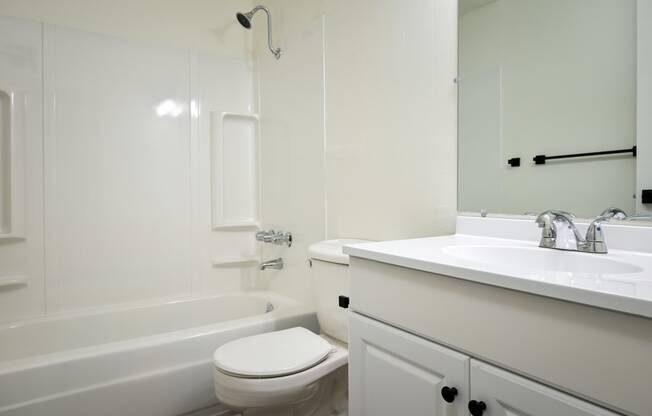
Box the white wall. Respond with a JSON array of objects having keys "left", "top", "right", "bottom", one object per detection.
[
  {"left": 0, "top": 17, "right": 44, "bottom": 320},
  {"left": 459, "top": 0, "right": 637, "bottom": 218},
  {"left": 257, "top": 1, "right": 328, "bottom": 305},
  {"left": 0, "top": 9, "right": 258, "bottom": 321},
  {"left": 1, "top": 0, "right": 459, "bottom": 317},
  {"left": 324, "top": 0, "right": 458, "bottom": 241},
  {"left": 637, "top": 0, "right": 652, "bottom": 215},
  {"left": 255, "top": 0, "right": 458, "bottom": 302},
  {"left": 0, "top": 0, "right": 254, "bottom": 56}
]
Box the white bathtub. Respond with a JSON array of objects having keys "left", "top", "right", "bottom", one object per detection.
[{"left": 0, "top": 292, "right": 318, "bottom": 416}]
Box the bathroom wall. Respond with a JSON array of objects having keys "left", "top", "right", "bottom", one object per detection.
[
  {"left": 0, "top": 16, "right": 44, "bottom": 321},
  {"left": 638, "top": 0, "right": 652, "bottom": 215},
  {"left": 0, "top": 0, "right": 253, "bottom": 55},
  {"left": 459, "top": 0, "right": 637, "bottom": 218},
  {"left": 0, "top": 2, "right": 260, "bottom": 321},
  {"left": 0, "top": 0, "right": 459, "bottom": 318},
  {"left": 257, "top": 1, "right": 327, "bottom": 305},
  {"left": 255, "top": 0, "right": 458, "bottom": 302},
  {"left": 323, "top": 0, "right": 458, "bottom": 241}
]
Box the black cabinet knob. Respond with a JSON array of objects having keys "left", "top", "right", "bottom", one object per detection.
[
  {"left": 468, "top": 400, "right": 487, "bottom": 416},
  {"left": 440, "top": 386, "right": 458, "bottom": 403}
]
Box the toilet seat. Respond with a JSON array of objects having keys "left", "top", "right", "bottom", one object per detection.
[
  {"left": 214, "top": 327, "right": 334, "bottom": 378},
  {"left": 213, "top": 330, "right": 349, "bottom": 410}
]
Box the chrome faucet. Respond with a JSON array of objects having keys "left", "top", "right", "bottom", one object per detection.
[
  {"left": 256, "top": 230, "right": 293, "bottom": 247},
  {"left": 595, "top": 207, "right": 652, "bottom": 222},
  {"left": 535, "top": 210, "right": 585, "bottom": 251},
  {"left": 599, "top": 207, "right": 627, "bottom": 220},
  {"left": 260, "top": 258, "right": 283, "bottom": 271},
  {"left": 536, "top": 209, "right": 624, "bottom": 254},
  {"left": 583, "top": 207, "right": 627, "bottom": 254}
]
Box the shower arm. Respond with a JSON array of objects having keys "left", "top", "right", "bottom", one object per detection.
[{"left": 252, "top": 5, "right": 281, "bottom": 59}]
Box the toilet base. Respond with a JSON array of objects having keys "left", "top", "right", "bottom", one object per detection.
[{"left": 238, "top": 366, "right": 347, "bottom": 416}]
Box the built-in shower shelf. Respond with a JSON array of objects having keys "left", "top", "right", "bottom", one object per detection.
[
  {"left": 0, "top": 234, "right": 26, "bottom": 241},
  {"left": 0, "top": 275, "right": 29, "bottom": 289},
  {"left": 0, "top": 87, "right": 25, "bottom": 239},
  {"left": 211, "top": 257, "right": 260, "bottom": 268},
  {"left": 212, "top": 221, "right": 260, "bottom": 231},
  {"left": 210, "top": 111, "right": 261, "bottom": 230}
]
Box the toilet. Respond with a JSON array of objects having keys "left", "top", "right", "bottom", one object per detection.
[{"left": 213, "top": 239, "right": 369, "bottom": 416}]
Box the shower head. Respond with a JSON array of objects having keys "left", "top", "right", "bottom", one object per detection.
[
  {"left": 235, "top": 5, "right": 281, "bottom": 59},
  {"left": 236, "top": 12, "right": 253, "bottom": 29}
]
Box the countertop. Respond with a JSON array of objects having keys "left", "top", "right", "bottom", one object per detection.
[{"left": 344, "top": 233, "right": 652, "bottom": 319}]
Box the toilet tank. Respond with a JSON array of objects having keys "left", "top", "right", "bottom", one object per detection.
[{"left": 308, "top": 239, "right": 370, "bottom": 343}]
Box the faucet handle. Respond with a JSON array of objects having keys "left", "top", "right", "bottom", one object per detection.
[
  {"left": 586, "top": 215, "right": 612, "bottom": 243},
  {"left": 535, "top": 210, "right": 575, "bottom": 222},
  {"left": 535, "top": 210, "right": 577, "bottom": 249},
  {"left": 535, "top": 210, "right": 575, "bottom": 233},
  {"left": 584, "top": 218, "right": 609, "bottom": 254},
  {"left": 599, "top": 207, "right": 627, "bottom": 220},
  {"left": 547, "top": 210, "right": 575, "bottom": 221}
]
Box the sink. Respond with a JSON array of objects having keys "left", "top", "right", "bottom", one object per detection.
[{"left": 443, "top": 245, "right": 642, "bottom": 275}]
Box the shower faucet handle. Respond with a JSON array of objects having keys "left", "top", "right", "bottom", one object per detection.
[
  {"left": 256, "top": 230, "right": 292, "bottom": 247},
  {"left": 272, "top": 231, "right": 292, "bottom": 247}
]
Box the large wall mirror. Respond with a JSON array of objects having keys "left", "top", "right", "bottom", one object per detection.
[{"left": 458, "top": 0, "right": 651, "bottom": 221}]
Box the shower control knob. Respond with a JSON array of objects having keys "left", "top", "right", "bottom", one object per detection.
[
  {"left": 256, "top": 230, "right": 292, "bottom": 247},
  {"left": 440, "top": 386, "right": 458, "bottom": 403},
  {"left": 468, "top": 400, "right": 487, "bottom": 416}
]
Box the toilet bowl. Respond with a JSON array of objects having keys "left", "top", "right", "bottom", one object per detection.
[
  {"left": 214, "top": 328, "right": 349, "bottom": 412},
  {"left": 213, "top": 239, "right": 369, "bottom": 416}
]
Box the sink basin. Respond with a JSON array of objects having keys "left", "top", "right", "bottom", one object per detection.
[{"left": 443, "top": 245, "right": 642, "bottom": 275}]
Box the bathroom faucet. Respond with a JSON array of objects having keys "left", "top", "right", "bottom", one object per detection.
[
  {"left": 535, "top": 210, "right": 586, "bottom": 251},
  {"left": 583, "top": 207, "right": 626, "bottom": 254},
  {"left": 256, "top": 230, "right": 293, "bottom": 247},
  {"left": 260, "top": 258, "right": 283, "bottom": 271},
  {"left": 600, "top": 207, "right": 627, "bottom": 220},
  {"left": 535, "top": 209, "right": 620, "bottom": 254}
]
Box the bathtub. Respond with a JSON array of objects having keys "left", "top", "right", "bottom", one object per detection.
[{"left": 0, "top": 292, "right": 318, "bottom": 416}]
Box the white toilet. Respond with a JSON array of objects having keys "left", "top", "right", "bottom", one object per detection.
[{"left": 213, "top": 239, "right": 369, "bottom": 416}]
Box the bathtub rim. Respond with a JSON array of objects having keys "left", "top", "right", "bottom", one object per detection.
[
  {"left": 0, "top": 290, "right": 280, "bottom": 329},
  {"left": 0, "top": 291, "right": 314, "bottom": 374}
]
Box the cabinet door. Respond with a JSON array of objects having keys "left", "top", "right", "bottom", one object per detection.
[
  {"left": 349, "top": 313, "right": 469, "bottom": 416},
  {"left": 469, "top": 360, "right": 621, "bottom": 416}
]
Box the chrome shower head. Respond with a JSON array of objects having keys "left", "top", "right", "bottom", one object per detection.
[{"left": 235, "top": 5, "right": 281, "bottom": 59}]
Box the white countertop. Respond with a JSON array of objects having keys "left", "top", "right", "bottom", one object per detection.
[{"left": 344, "top": 218, "right": 652, "bottom": 319}]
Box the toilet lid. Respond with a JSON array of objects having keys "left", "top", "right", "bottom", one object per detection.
[{"left": 213, "top": 327, "right": 334, "bottom": 378}]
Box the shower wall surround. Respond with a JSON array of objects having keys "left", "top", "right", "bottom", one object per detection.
[
  {"left": 256, "top": 0, "right": 458, "bottom": 303},
  {"left": 0, "top": 9, "right": 259, "bottom": 322},
  {"left": 0, "top": 16, "right": 43, "bottom": 321},
  {"left": 1, "top": 0, "right": 459, "bottom": 319}
]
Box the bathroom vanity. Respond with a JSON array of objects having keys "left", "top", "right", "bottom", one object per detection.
[{"left": 345, "top": 216, "right": 652, "bottom": 416}]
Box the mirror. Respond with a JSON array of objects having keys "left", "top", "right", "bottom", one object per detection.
[{"left": 457, "top": 0, "right": 649, "bottom": 220}]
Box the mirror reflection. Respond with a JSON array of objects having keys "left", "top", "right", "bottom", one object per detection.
[{"left": 457, "top": 0, "right": 646, "bottom": 219}]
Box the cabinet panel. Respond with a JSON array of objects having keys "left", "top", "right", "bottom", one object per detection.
[
  {"left": 349, "top": 257, "right": 650, "bottom": 416},
  {"left": 470, "top": 360, "right": 620, "bottom": 416},
  {"left": 349, "top": 313, "right": 469, "bottom": 416}
]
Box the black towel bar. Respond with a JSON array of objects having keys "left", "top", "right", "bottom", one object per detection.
[{"left": 533, "top": 146, "right": 636, "bottom": 165}]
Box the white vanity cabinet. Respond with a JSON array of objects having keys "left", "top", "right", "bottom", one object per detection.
[
  {"left": 469, "top": 360, "right": 619, "bottom": 416},
  {"left": 349, "top": 313, "right": 470, "bottom": 416},
  {"left": 349, "top": 312, "right": 621, "bottom": 416}
]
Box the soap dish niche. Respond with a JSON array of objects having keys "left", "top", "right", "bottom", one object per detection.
[
  {"left": 0, "top": 88, "right": 25, "bottom": 240},
  {"left": 210, "top": 111, "right": 260, "bottom": 230}
]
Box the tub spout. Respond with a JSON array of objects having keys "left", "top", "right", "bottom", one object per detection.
[{"left": 260, "top": 258, "right": 283, "bottom": 271}]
